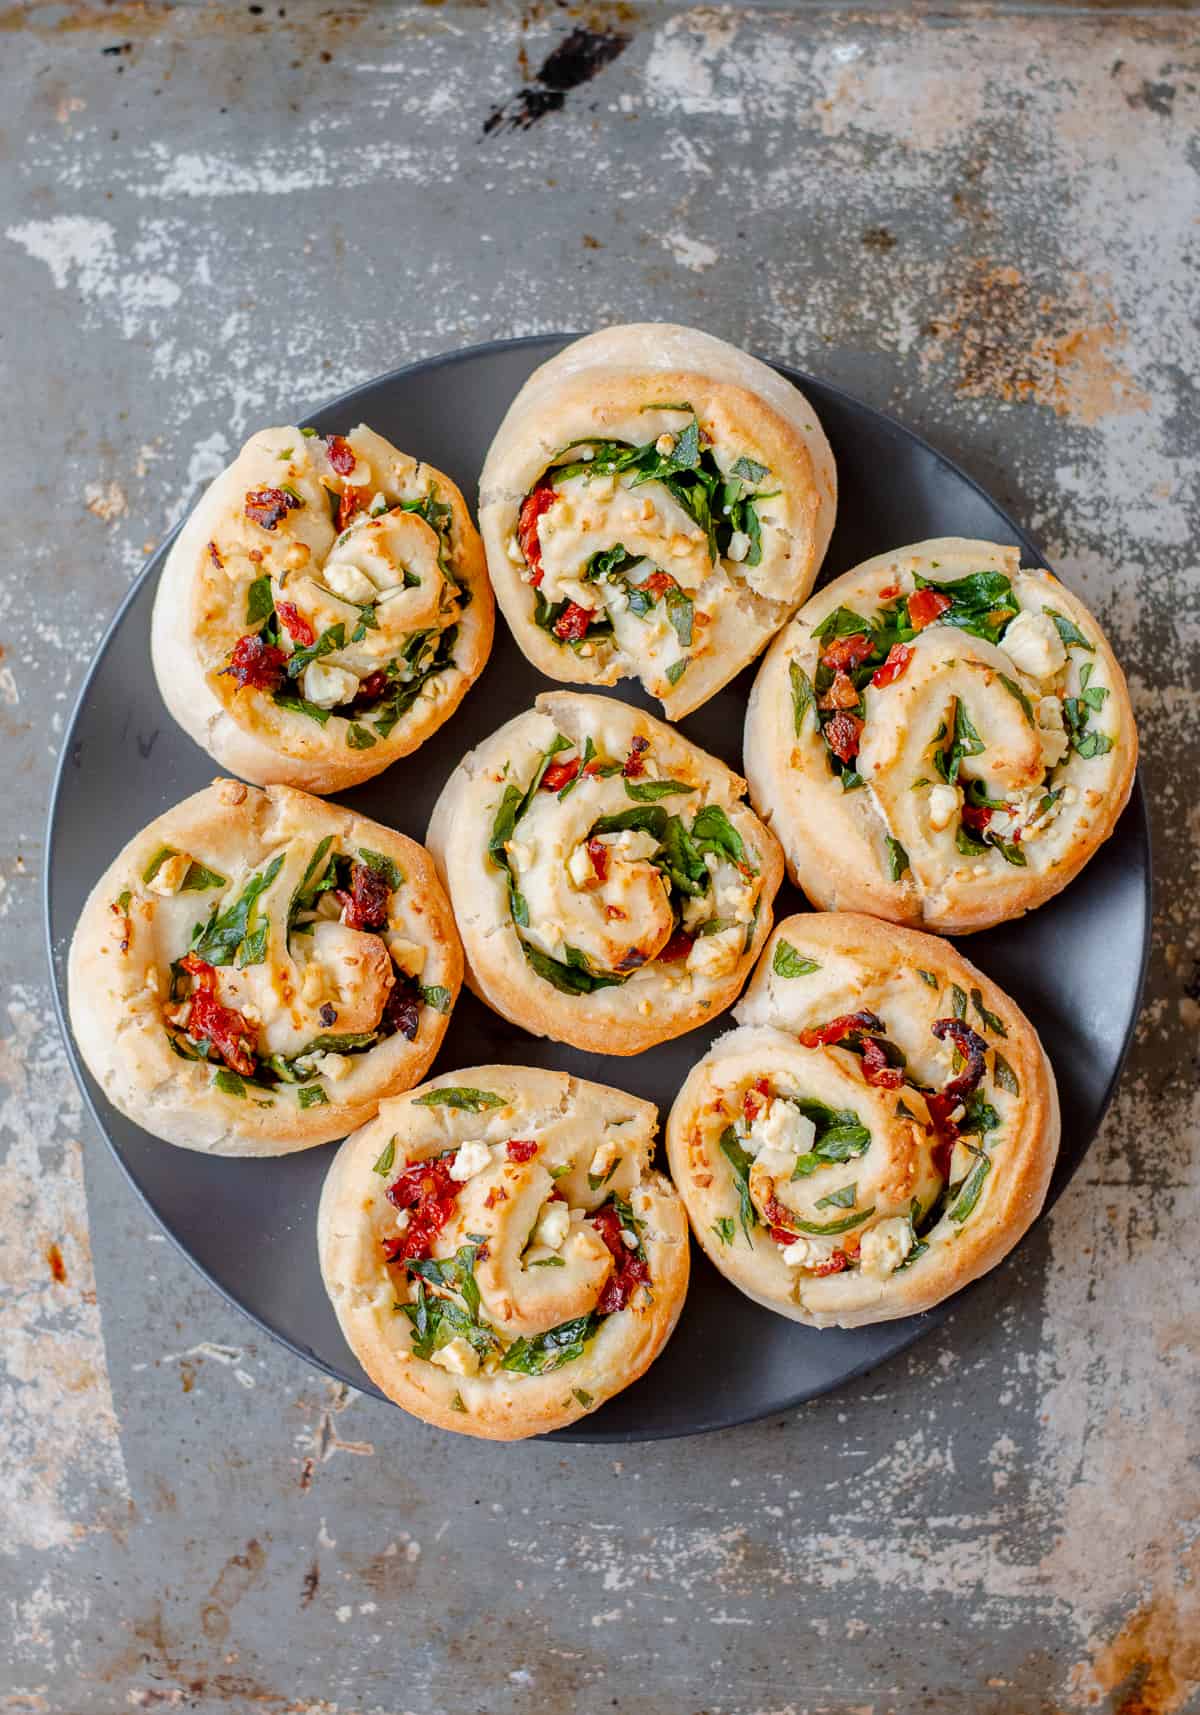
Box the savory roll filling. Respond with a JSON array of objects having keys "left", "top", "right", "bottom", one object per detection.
[
  {"left": 318, "top": 1067, "right": 689, "bottom": 1438},
  {"left": 219, "top": 431, "right": 467, "bottom": 748},
  {"left": 745, "top": 538, "right": 1137, "bottom": 933},
  {"left": 667, "top": 913, "right": 1060, "bottom": 1327},
  {"left": 70, "top": 781, "right": 461, "bottom": 1153},
  {"left": 510, "top": 413, "right": 784, "bottom": 702}
]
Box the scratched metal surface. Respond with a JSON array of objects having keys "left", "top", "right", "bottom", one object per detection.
[{"left": 2, "top": 5, "right": 1197, "bottom": 1712}]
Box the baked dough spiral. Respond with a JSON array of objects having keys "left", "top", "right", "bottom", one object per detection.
[
  {"left": 426, "top": 691, "right": 784, "bottom": 1054},
  {"left": 666, "top": 913, "right": 1059, "bottom": 1327},
  {"left": 479, "top": 324, "right": 837, "bottom": 719},
  {"left": 68, "top": 780, "right": 461, "bottom": 1155},
  {"left": 318, "top": 1065, "right": 689, "bottom": 1438},
  {"left": 152, "top": 423, "right": 493, "bottom": 794},
  {"left": 745, "top": 538, "right": 1137, "bottom": 933}
]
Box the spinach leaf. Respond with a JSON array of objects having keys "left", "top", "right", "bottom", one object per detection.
[
  {"left": 691, "top": 804, "right": 750, "bottom": 870},
  {"left": 346, "top": 723, "right": 377, "bottom": 750},
  {"left": 790, "top": 661, "right": 816, "bottom": 735},
  {"left": 1043, "top": 607, "right": 1094, "bottom": 652},
  {"left": 970, "top": 986, "right": 1007, "bottom": 1037},
  {"left": 190, "top": 853, "right": 284, "bottom": 967},
  {"left": 949, "top": 1148, "right": 991, "bottom": 1222},
  {"left": 665, "top": 586, "right": 694, "bottom": 649},
  {"left": 811, "top": 605, "right": 872, "bottom": 643},
  {"left": 731, "top": 455, "right": 770, "bottom": 482},
  {"left": 950, "top": 983, "right": 968, "bottom": 1019},
  {"left": 711, "top": 1216, "right": 736, "bottom": 1245},
  {"left": 414, "top": 1087, "right": 506, "bottom": 1112},
  {"left": 372, "top": 1137, "right": 396, "bottom": 1176},
  {"left": 665, "top": 659, "right": 689, "bottom": 687},
  {"left": 718, "top": 1127, "right": 758, "bottom": 1244},
  {"left": 997, "top": 672, "right": 1034, "bottom": 723},
  {"left": 789, "top": 1099, "right": 872, "bottom": 1177},
  {"left": 788, "top": 1205, "right": 874, "bottom": 1237},
  {"left": 371, "top": 625, "right": 459, "bottom": 739},
  {"left": 418, "top": 984, "right": 452, "bottom": 1014},
  {"left": 917, "top": 969, "right": 939, "bottom": 989},
  {"left": 623, "top": 777, "right": 695, "bottom": 803},
  {"left": 246, "top": 575, "right": 274, "bottom": 626},
  {"left": 772, "top": 940, "right": 820, "bottom": 978},
  {"left": 298, "top": 1084, "right": 328, "bottom": 1109},
  {"left": 993, "top": 1053, "right": 1020, "bottom": 1095},
  {"left": 501, "top": 1312, "right": 602, "bottom": 1375},
  {"left": 286, "top": 621, "right": 346, "bottom": 680},
  {"left": 655, "top": 814, "right": 708, "bottom": 897},
  {"left": 590, "top": 806, "right": 668, "bottom": 841},
  {"left": 273, "top": 691, "right": 332, "bottom": 726},
  {"left": 814, "top": 1182, "right": 857, "bottom": 1211},
  {"left": 913, "top": 569, "right": 1018, "bottom": 644},
  {"left": 886, "top": 837, "right": 910, "bottom": 882},
  {"left": 358, "top": 847, "right": 404, "bottom": 890},
  {"left": 520, "top": 939, "right": 627, "bottom": 995}
]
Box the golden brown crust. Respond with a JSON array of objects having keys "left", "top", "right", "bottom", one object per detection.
[
  {"left": 745, "top": 538, "right": 1137, "bottom": 933},
  {"left": 67, "top": 780, "right": 462, "bottom": 1155},
  {"left": 426, "top": 691, "right": 784, "bottom": 1055},
  {"left": 479, "top": 323, "right": 836, "bottom": 719},
  {"left": 666, "top": 913, "right": 1060, "bottom": 1328},
  {"left": 317, "top": 1065, "right": 689, "bottom": 1439},
  {"left": 151, "top": 423, "right": 493, "bottom": 795}
]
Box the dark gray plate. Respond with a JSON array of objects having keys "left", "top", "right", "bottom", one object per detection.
[{"left": 45, "top": 336, "right": 1150, "bottom": 1442}]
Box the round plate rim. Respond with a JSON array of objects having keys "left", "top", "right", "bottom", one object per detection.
[{"left": 43, "top": 332, "right": 1153, "bottom": 1443}]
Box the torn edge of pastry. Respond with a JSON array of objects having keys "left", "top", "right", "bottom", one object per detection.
[
  {"left": 67, "top": 779, "right": 462, "bottom": 1155},
  {"left": 317, "top": 1064, "right": 689, "bottom": 1439},
  {"left": 744, "top": 536, "right": 1137, "bottom": 934},
  {"left": 666, "top": 912, "right": 1060, "bottom": 1329},
  {"left": 151, "top": 423, "right": 493, "bottom": 795},
  {"left": 426, "top": 690, "right": 785, "bottom": 1056},
  {"left": 478, "top": 323, "right": 837, "bottom": 720}
]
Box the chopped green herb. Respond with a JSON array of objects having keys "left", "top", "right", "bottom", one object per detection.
[
  {"left": 790, "top": 660, "right": 816, "bottom": 735},
  {"left": 993, "top": 1053, "right": 1020, "bottom": 1095},
  {"left": 246, "top": 575, "right": 274, "bottom": 626},
  {"left": 711, "top": 1216, "right": 736, "bottom": 1245},
  {"left": 718, "top": 1127, "right": 758, "bottom": 1244},
  {"left": 298, "top": 1084, "right": 328, "bottom": 1109},
  {"left": 623, "top": 777, "right": 696, "bottom": 803},
  {"left": 414, "top": 1087, "right": 506, "bottom": 1112},
  {"left": 814, "top": 1182, "right": 857, "bottom": 1211},
  {"left": 773, "top": 940, "right": 820, "bottom": 978},
  {"left": 213, "top": 1068, "right": 247, "bottom": 1098},
  {"left": 1044, "top": 607, "right": 1094, "bottom": 652},
  {"left": 917, "top": 968, "right": 939, "bottom": 989},
  {"left": 970, "top": 987, "right": 1008, "bottom": 1037},
  {"left": 950, "top": 984, "right": 968, "bottom": 1019},
  {"left": 573, "top": 1387, "right": 594, "bottom": 1408},
  {"left": 418, "top": 984, "right": 452, "bottom": 1014},
  {"left": 949, "top": 1149, "right": 991, "bottom": 1222},
  {"left": 885, "top": 836, "right": 910, "bottom": 882},
  {"left": 346, "top": 723, "right": 377, "bottom": 750},
  {"left": 372, "top": 1138, "right": 396, "bottom": 1176},
  {"left": 665, "top": 658, "right": 689, "bottom": 687}
]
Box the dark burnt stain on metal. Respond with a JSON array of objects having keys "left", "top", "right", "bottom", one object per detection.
[
  {"left": 862, "top": 225, "right": 896, "bottom": 252},
  {"left": 300, "top": 1560, "right": 320, "bottom": 1606},
  {"left": 46, "top": 1241, "right": 68, "bottom": 1284},
  {"left": 1128, "top": 78, "right": 1176, "bottom": 117},
  {"left": 483, "top": 26, "right": 630, "bottom": 135}
]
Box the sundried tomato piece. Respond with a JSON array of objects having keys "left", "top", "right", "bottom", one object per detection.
[
  {"left": 798, "top": 1010, "right": 885, "bottom": 1048},
  {"left": 861, "top": 1037, "right": 904, "bottom": 1088},
  {"left": 186, "top": 988, "right": 257, "bottom": 1077},
  {"left": 355, "top": 670, "right": 390, "bottom": 704},
  {"left": 641, "top": 571, "right": 677, "bottom": 599},
  {"left": 931, "top": 1018, "right": 988, "bottom": 1109},
  {"left": 245, "top": 487, "right": 302, "bottom": 531},
  {"left": 553, "top": 601, "right": 594, "bottom": 643},
  {"left": 586, "top": 838, "right": 610, "bottom": 884},
  {"left": 517, "top": 482, "right": 557, "bottom": 588},
  {"left": 207, "top": 540, "right": 224, "bottom": 571},
  {"left": 223, "top": 633, "right": 287, "bottom": 692},
  {"left": 658, "top": 929, "right": 695, "bottom": 964},
  {"left": 813, "top": 1250, "right": 849, "bottom": 1277},
  {"left": 622, "top": 736, "right": 650, "bottom": 778},
  {"left": 823, "top": 711, "right": 863, "bottom": 765},
  {"left": 325, "top": 434, "right": 356, "bottom": 476},
  {"left": 743, "top": 1076, "right": 772, "bottom": 1125},
  {"left": 591, "top": 1204, "right": 650, "bottom": 1314},
  {"left": 770, "top": 1224, "right": 798, "bottom": 1247},
  {"left": 275, "top": 600, "right": 315, "bottom": 647},
  {"left": 871, "top": 643, "right": 914, "bottom": 688},
  {"left": 822, "top": 633, "right": 873, "bottom": 671},
  {"left": 908, "top": 588, "right": 952, "bottom": 630},
  {"left": 541, "top": 757, "right": 580, "bottom": 792},
  {"left": 506, "top": 1139, "right": 538, "bottom": 1162},
  {"left": 384, "top": 1156, "right": 461, "bottom": 1264},
  {"left": 337, "top": 487, "right": 367, "bottom": 532},
  {"left": 818, "top": 670, "right": 862, "bottom": 711},
  {"left": 179, "top": 953, "right": 216, "bottom": 990},
  {"left": 384, "top": 976, "right": 421, "bottom": 1042},
  {"left": 962, "top": 802, "right": 1003, "bottom": 832},
  {"left": 336, "top": 861, "right": 391, "bottom": 931}
]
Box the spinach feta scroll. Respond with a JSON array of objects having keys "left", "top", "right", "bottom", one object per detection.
[
  {"left": 745, "top": 538, "right": 1136, "bottom": 933},
  {"left": 426, "top": 691, "right": 785, "bottom": 1054},
  {"left": 666, "top": 913, "right": 1059, "bottom": 1328},
  {"left": 318, "top": 1066, "right": 689, "bottom": 1439},
  {"left": 67, "top": 780, "right": 462, "bottom": 1155},
  {"left": 152, "top": 423, "right": 492, "bottom": 794},
  {"left": 479, "top": 323, "right": 837, "bottom": 719}
]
